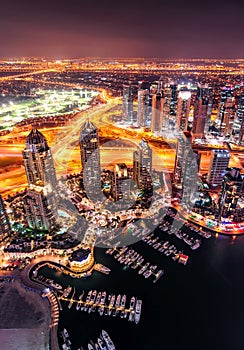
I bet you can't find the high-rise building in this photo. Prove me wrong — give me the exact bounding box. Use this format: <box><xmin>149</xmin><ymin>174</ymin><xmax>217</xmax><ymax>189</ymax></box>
<box><xmin>24</xmin><ymin>188</ymin><xmax>57</xmax><ymax>231</ymax></box>
<box><xmin>181</xmin><ymin>150</ymin><xmax>199</xmax><ymax>207</ymax></box>
<box><xmin>174</xmin><ymin>132</ymin><xmax>198</xmax><ymax>206</ymax></box>
<box><xmin>151</xmin><ymin>92</ymin><xmax>164</xmax><ymax>132</ymax></box>
<box><xmin>192</xmin><ymin>85</ymin><xmax>212</xmax><ymax>138</ymax></box>
<box><xmin>233</xmin><ymin>92</ymin><xmax>244</xmax><ymax>145</ymax></box>
<box><xmin>137</xmin><ymin>81</ymin><xmax>150</xmax><ymax>127</ymax></box>
<box><xmin>23</xmin><ymin>129</ymin><xmax>58</xmax><ymax>232</ymax></box>
<box><xmin>176</xmin><ymin>90</ymin><xmax>191</xmax><ymax>132</ymax></box>
<box><xmin>218</xmin><ymin>168</ymin><xmax>243</xmax><ymax>221</ymax></box>
<box><xmin>207</xmin><ymin>150</ymin><xmax>230</xmax><ymax>187</ymax></box>
<box><xmin>0</xmin><ymin>195</ymin><xmax>11</xmax><ymax>238</ymax></box>
<box><xmin>161</xmin><ymin>85</ymin><xmax>172</xmax><ymax>131</ymax></box>
<box><xmin>170</xmin><ymin>83</ymin><xmax>178</xmax><ymax>117</ymax></box>
<box><xmin>122</xmin><ymin>84</ymin><xmax>134</xmax><ymax>124</ymax></box>
<box><xmin>218</xmin><ymin>86</ymin><xmax>235</xmax><ymax>137</ymax></box>
<box><xmin>80</xmin><ymin>119</ymin><xmax>101</xmax><ymax>200</ymax></box>
<box><xmin>22</xmin><ymin>129</ymin><xmax>57</xmax><ymax>189</ymax></box>
<box><xmin>112</xmin><ymin>163</ymin><xmax>130</xmax><ymax>201</ymax></box>
<box><xmin>133</xmin><ymin>139</ymin><xmax>152</xmax><ymax>191</ymax></box>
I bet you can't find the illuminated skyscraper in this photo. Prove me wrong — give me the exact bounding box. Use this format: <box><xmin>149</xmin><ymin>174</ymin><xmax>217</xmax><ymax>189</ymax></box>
<box><xmin>174</xmin><ymin>132</ymin><xmax>198</xmax><ymax>206</ymax></box>
<box><xmin>80</xmin><ymin>119</ymin><xmax>101</xmax><ymax>200</ymax></box>
<box><xmin>22</xmin><ymin>129</ymin><xmax>57</xmax><ymax>189</ymax></box>
<box><xmin>137</xmin><ymin>81</ymin><xmax>150</xmax><ymax>127</ymax></box>
<box><xmin>0</xmin><ymin>195</ymin><xmax>11</xmax><ymax>238</ymax></box>
<box><xmin>23</xmin><ymin>129</ymin><xmax>58</xmax><ymax>232</ymax></box>
<box><xmin>218</xmin><ymin>168</ymin><xmax>243</xmax><ymax>221</ymax></box>
<box><xmin>161</xmin><ymin>85</ymin><xmax>172</xmax><ymax>131</ymax></box>
<box><xmin>192</xmin><ymin>85</ymin><xmax>212</xmax><ymax>138</ymax></box>
<box><xmin>218</xmin><ymin>86</ymin><xmax>235</xmax><ymax>137</ymax></box>
<box><xmin>112</xmin><ymin>163</ymin><xmax>130</xmax><ymax>201</ymax></box>
<box><xmin>176</xmin><ymin>90</ymin><xmax>191</xmax><ymax>132</ymax></box>
<box><xmin>151</xmin><ymin>92</ymin><xmax>164</xmax><ymax>132</ymax></box>
<box><xmin>24</xmin><ymin>188</ymin><xmax>57</xmax><ymax>231</ymax></box>
<box><xmin>233</xmin><ymin>92</ymin><xmax>244</xmax><ymax>145</ymax></box>
<box><xmin>133</xmin><ymin>139</ymin><xmax>152</xmax><ymax>191</ymax></box>
<box><xmin>122</xmin><ymin>84</ymin><xmax>134</xmax><ymax>124</ymax></box>
<box><xmin>207</xmin><ymin>150</ymin><xmax>230</xmax><ymax>187</ymax></box>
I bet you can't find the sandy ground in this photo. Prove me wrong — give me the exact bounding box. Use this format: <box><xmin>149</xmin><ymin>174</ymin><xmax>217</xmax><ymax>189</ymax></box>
<box><xmin>0</xmin><ymin>281</ymin><xmax>51</xmax><ymax>350</ymax></box>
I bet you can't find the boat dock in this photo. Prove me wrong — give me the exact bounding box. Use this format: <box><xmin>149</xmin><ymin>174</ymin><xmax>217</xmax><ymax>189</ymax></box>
<box><xmin>59</xmin><ymin>290</ymin><xmax>142</xmax><ymax>324</ymax></box>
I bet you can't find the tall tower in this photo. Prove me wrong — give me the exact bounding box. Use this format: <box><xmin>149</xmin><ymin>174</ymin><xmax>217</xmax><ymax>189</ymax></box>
<box><xmin>112</xmin><ymin>163</ymin><xmax>130</xmax><ymax>201</ymax></box>
<box><xmin>174</xmin><ymin>131</ymin><xmax>192</xmax><ymax>186</ymax></box>
<box><xmin>218</xmin><ymin>86</ymin><xmax>235</xmax><ymax>137</ymax></box>
<box><xmin>151</xmin><ymin>92</ymin><xmax>164</xmax><ymax>132</ymax></box>
<box><xmin>22</xmin><ymin>129</ymin><xmax>57</xmax><ymax>189</ymax></box>
<box><xmin>192</xmin><ymin>85</ymin><xmax>212</xmax><ymax>138</ymax></box>
<box><xmin>161</xmin><ymin>85</ymin><xmax>172</xmax><ymax>131</ymax></box>
<box><xmin>80</xmin><ymin>119</ymin><xmax>101</xmax><ymax>200</ymax></box>
<box><xmin>218</xmin><ymin>168</ymin><xmax>243</xmax><ymax>221</ymax></box>
<box><xmin>233</xmin><ymin>92</ymin><xmax>244</xmax><ymax>145</ymax></box>
<box><xmin>137</xmin><ymin>81</ymin><xmax>150</xmax><ymax>127</ymax></box>
<box><xmin>176</xmin><ymin>90</ymin><xmax>191</xmax><ymax>132</ymax></box>
<box><xmin>122</xmin><ymin>84</ymin><xmax>133</xmax><ymax>124</ymax></box>
<box><xmin>207</xmin><ymin>150</ymin><xmax>230</xmax><ymax>187</ymax></box>
<box><xmin>23</xmin><ymin>129</ymin><xmax>58</xmax><ymax>232</ymax></box>
<box><xmin>174</xmin><ymin>132</ymin><xmax>198</xmax><ymax>206</ymax></box>
<box><xmin>133</xmin><ymin>139</ymin><xmax>152</xmax><ymax>191</ymax></box>
<box><xmin>0</xmin><ymin>195</ymin><xmax>11</xmax><ymax>238</ymax></box>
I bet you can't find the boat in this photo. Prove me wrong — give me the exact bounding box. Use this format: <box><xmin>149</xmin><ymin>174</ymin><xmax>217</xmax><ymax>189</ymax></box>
<box><xmin>83</xmin><ymin>290</ymin><xmax>92</xmax><ymax>312</ymax></box>
<box><xmin>153</xmin><ymin>269</ymin><xmax>164</xmax><ymax>283</ymax></box>
<box><xmin>108</xmin><ymin>294</ymin><xmax>115</xmax><ymax>316</ymax></box>
<box><xmin>88</xmin><ymin>343</ymin><xmax>95</xmax><ymax>350</ymax></box>
<box><xmin>120</xmin><ymin>294</ymin><xmax>126</xmax><ymax>318</ymax></box>
<box><xmin>138</xmin><ymin>262</ymin><xmax>149</xmax><ymax>275</ymax></box>
<box><xmin>134</xmin><ymin>299</ymin><xmax>142</xmax><ymax>324</ymax></box>
<box><xmin>88</xmin><ymin>290</ymin><xmax>97</xmax><ymax>313</ymax></box>
<box><xmin>63</xmin><ymin>285</ymin><xmax>72</xmax><ymax>298</ymax></box>
<box><xmin>94</xmin><ymin>264</ymin><xmax>111</xmax><ymax>275</ymax></box>
<box><xmin>191</xmin><ymin>240</ymin><xmax>201</xmax><ymax>250</ymax></box>
<box><xmin>76</xmin><ymin>291</ymin><xmax>84</xmax><ymax>311</ymax></box>
<box><xmin>97</xmin><ymin>337</ymin><xmax>107</xmax><ymax>350</ymax></box>
<box><xmin>63</xmin><ymin>328</ymin><xmax>69</xmax><ymax>339</ymax></box>
<box><xmin>98</xmin><ymin>291</ymin><xmax>106</xmax><ymax>316</ymax></box>
<box><xmin>101</xmin><ymin>330</ymin><xmax>116</xmax><ymax>350</ymax></box>
<box><xmin>95</xmin><ymin>291</ymin><xmax>102</xmax><ymax>305</ymax></box>
<box><xmin>128</xmin><ymin>296</ymin><xmax>136</xmax><ymax>321</ymax></box>
<box><xmin>113</xmin><ymin>294</ymin><xmax>121</xmax><ymax>316</ymax></box>
<box><xmin>68</xmin><ymin>287</ymin><xmax>76</xmax><ymax>309</ymax></box>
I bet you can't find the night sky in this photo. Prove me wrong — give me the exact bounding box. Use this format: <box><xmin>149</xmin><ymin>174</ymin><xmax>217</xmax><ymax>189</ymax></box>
<box><xmin>0</xmin><ymin>0</ymin><xmax>243</xmax><ymax>58</ymax></box>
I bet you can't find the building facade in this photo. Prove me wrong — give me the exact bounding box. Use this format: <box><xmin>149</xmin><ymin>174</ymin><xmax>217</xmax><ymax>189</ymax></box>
<box><xmin>207</xmin><ymin>149</ymin><xmax>230</xmax><ymax>187</ymax></box>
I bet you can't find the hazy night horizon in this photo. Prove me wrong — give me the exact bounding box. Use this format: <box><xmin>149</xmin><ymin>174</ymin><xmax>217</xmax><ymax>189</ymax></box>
<box><xmin>0</xmin><ymin>0</ymin><xmax>243</xmax><ymax>58</ymax></box>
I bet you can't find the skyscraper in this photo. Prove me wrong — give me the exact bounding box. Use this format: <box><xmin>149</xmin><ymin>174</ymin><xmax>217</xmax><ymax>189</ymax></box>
<box><xmin>174</xmin><ymin>132</ymin><xmax>198</xmax><ymax>206</ymax></box>
<box><xmin>0</xmin><ymin>195</ymin><xmax>11</xmax><ymax>238</ymax></box>
<box><xmin>218</xmin><ymin>168</ymin><xmax>243</xmax><ymax>221</ymax></box>
<box><xmin>137</xmin><ymin>81</ymin><xmax>150</xmax><ymax>127</ymax></box>
<box><xmin>161</xmin><ymin>85</ymin><xmax>172</xmax><ymax>131</ymax></box>
<box><xmin>122</xmin><ymin>84</ymin><xmax>134</xmax><ymax>124</ymax></box>
<box><xmin>233</xmin><ymin>92</ymin><xmax>244</xmax><ymax>145</ymax></box>
<box><xmin>24</xmin><ymin>188</ymin><xmax>57</xmax><ymax>231</ymax></box>
<box><xmin>151</xmin><ymin>92</ymin><xmax>164</xmax><ymax>132</ymax></box>
<box><xmin>23</xmin><ymin>129</ymin><xmax>57</xmax><ymax>189</ymax></box>
<box><xmin>80</xmin><ymin>119</ymin><xmax>101</xmax><ymax>200</ymax></box>
<box><xmin>112</xmin><ymin>163</ymin><xmax>130</xmax><ymax>201</ymax></box>
<box><xmin>22</xmin><ymin>129</ymin><xmax>58</xmax><ymax>232</ymax></box>
<box><xmin>192</xmin><ymin>85</ymin><xmax>212</xmax><ymax>138</ymax></box>
<box><xmin>207</xmin><ymin>150</ymin><xmax>230</xmax><ymax>187</ymax></box>
<box><xmin>218</xmin><ymin>86</ymin><xmax>235</xmax><ymax>137</ymax></box>
<box><xmin>133</xmin><ymin>139</ymin><xmax>152</xmax><ymax>191</ymax></box>
<box><xmin>176</xmin><ymin>90</ymin><xmax>191</xmax><ymax>132</ymax></box>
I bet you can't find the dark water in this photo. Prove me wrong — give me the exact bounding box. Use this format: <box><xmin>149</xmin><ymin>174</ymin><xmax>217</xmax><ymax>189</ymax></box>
<box><xmin>39</xmin><ymin>232</ymin><xmax>244</xmax><ymax>350</ymax></box>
